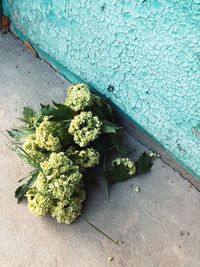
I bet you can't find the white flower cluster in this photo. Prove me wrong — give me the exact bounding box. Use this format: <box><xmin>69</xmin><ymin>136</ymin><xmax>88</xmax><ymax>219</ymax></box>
<box><xmin>26</xmin><ymin>152</ymin><xmax>85</xmax><ymax>224</ymax></box>
<box><xmin>112</xmin><ymin>158</ymin><xmax>136</xmax><ymax>176</ymax></box>
<box><xmin>66</xmin><ymin>146</ymin><xmax>100</xmax><ymax>169</ymax></box>
<box><xmin>35</xmin><ymin>116</ymin><xmax>61</xmax><ymax>152</ymax></box>
<box><xmin>68</xmin><ymin>111</ymin><xmax>102</xmax><ymax>147</ymax></box>
<box><xmin>17</xmin><ymin>83</ymin><xmax>135</xmax><ymax>225</ymax></box>
<box><xmin>64</xmin><ymin>83</ymin><xmax>92</xmax><ymax>111</ymax></box>
<box><xmin>22</xmin><ymin>84</ymin><xmax>105</xmax><ymax>224</ymax></box>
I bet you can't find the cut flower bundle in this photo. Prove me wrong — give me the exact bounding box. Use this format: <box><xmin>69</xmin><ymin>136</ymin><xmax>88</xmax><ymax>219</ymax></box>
<box><xmin>8</xmin><ymin>84</ymin><xmax>152</xmax><ymax>242</ymax></box>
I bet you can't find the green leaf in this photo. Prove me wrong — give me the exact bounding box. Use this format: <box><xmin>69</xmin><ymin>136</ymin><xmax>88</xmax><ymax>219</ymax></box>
<box><xmin>103</xmin><ymin>152</ymin><xmax>153</xmax><ymax>195</ymax></box>
<box><xmin>102</xmin><ymin>120</ymin><xmax>122</xmax><ymax>134</ymax></box>
<box><xmin>104</xmin><ymin>164</ymin><xmax>131</xmax><ymax>186</ymax></box>
<box><xmin>88</xmin><ymin>105</ymin><xmax>106</xmax><ymax>120</ymax></box>
<box><xmin>33</xmin><ymin>111</ymin><xmax>43</xmax><ymax>126</ymax></box>
<box><xmin>20</xmin><ymin>107</ymin><xmax>42</xmax><ymax>127</ymax></box>
<box><xmin>92</xmin><ymin>134</ymin><xmax>114</xmax><ymax>156</ymax></box>
<box><xmin>15</xmin><ymin>184</ymin><xmax>29</xmax><ymax>203</ymax></box>
<box><xmin>15</xmin><ymin>170</ymin><xmax>39</xmax><ymax>203</ymax></box>
<box><xmin>7</xmin><ymin>127</ymin><xmax>35</xmax><ymax>143</ymax></box>
<box><xmin>52</xmin><ymin>101</ymin><xmax>73</xmax><ymax>116</ymax></box>
<box><xmin>135</xmin><ymin>152</ymin><xmax>153</xmax><ymax>175</ymax></box>
<box><xmin>103</xmin><ymin>157</ymin><xmax>110</xmax><ymax>198</ymax></box>
<box><xmin>40</xmin><ymin>104</ymin><xmax>56</xmax><ymax>116</ymax></box>
<box><xmin>40</xmin><ymin>102</ymin><xmax>74</xmax><ymax>121</ymax></box>
<box><xmin>110</xmin><ymin>128</ymin><xmax>124</xmax><ymax>147</ymax></box>
<box><xmin>22</xmin><ymin>107</ymin><xmax>35</xmax><ymax>126</ymax></box>
<box><xmin>92</xmin><ymin>129</ymin><xmax>124</xmax><ymax>157</ymax></box>
<box><xmin>86</xmin><ymin>95</ymin><xmax>111</xmax><ymax>120</ymax></box>
<box><xmin>8</xmin><ymin>137</ymin><xmax>42</xmax><ymax>170</ymax></box>
<box><xmin>105</xmin><ymin>103</ymin><xmax>113</xmax><ymax>121</ymax></box>
<box><xmin>56</xmin><ymin>126</ymin><xmax>73</xmax><ymax>146</ymax></box>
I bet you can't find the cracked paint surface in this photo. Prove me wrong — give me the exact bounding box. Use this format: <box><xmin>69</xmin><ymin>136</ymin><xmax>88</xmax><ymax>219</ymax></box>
<box><xmin>2</xmin><ymin>0</ymin><xmax>200</xmax><ymax>178</ymax></box>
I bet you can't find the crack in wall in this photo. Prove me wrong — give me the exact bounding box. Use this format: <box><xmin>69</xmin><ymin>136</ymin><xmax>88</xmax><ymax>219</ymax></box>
<box><xmin>2</xmin><ymin>0</ymin><xmax>200</xmax><ymax>179</ymax></box>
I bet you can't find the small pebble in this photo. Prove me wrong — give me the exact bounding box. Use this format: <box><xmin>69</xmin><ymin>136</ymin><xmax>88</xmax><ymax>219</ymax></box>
<box><xmin>134</xmin><ymin>186</ymin><xmax>140</xmax><ymax>192</ymax></box>
<box><xmin>108</xmin><ymin>257</ymin><xmax>113</xmax><ymax>262</ymax></box>
<box><xmin>180</xmin><ymin>230</ymin><xmax>185</xmax><ymax>236</ymax></box>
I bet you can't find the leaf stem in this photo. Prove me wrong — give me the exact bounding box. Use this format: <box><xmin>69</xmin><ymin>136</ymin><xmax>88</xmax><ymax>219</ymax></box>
<box><xmin>103</xmin><ymin>157</ymin><xmax>110</xmax><ymax>199</ymax></box>
<box><xmin>67</xmin><ymin>196</ymin><xmax>118</xmax><ymax>245</ymax></box>
<box><xmin>107</xmin><ymin>145</ymin><xmax>118</xmax><ymax>151</ymax></box>
<box><xmin>81</xmin><ymin>213</ymin><xmax>119</xmax><ymax>246</ymax></box>
<box><xmin>18</xmin><ymin>176</ymin><xmax>28</xmax><ymax>183</ymax></box>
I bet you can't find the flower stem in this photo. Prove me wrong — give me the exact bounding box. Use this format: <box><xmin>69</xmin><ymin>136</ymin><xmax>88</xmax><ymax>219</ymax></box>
<box><xmin>65</xmin><ymin>196</ymin><xmax>118</xmax><ymax>246</ymax></box>
<box><xmin>81</xmin><ymin>213</ymin><xmax>119</xmax><ymax>246</ymax></box>
<box><xmin>103</xmin><ymin>157</ymin><xmax>110</xmax><ymax>199</ymax></box>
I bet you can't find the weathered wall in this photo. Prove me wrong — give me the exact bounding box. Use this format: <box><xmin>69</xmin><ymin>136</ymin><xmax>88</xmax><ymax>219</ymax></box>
<box><xmin>0</xmin><ymin>1</ymin><xmax>2</xmax><ymax>24</ymax></box>
<box><xmin>2</xmin><ymin>0</ymin><xmax>200</xmax><ymax>179</ymax></box>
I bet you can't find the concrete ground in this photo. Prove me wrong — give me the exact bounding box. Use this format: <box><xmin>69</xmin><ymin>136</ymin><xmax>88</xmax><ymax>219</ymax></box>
<box><xmin>0</xmin><ymin>32</ymin><xmax>200</xmax><ymax>267</ymax></box>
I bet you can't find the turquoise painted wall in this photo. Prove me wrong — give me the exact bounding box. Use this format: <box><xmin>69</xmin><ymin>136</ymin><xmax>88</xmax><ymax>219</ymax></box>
<box><xmin>2</xmin><ymin>0</ymin><xmax>200</xmax><ymax>179</ymax></box>
<box><xmin>0</xmin><ymin>1</ymin><xmax>2</xmax><ymax>23</ymax></box>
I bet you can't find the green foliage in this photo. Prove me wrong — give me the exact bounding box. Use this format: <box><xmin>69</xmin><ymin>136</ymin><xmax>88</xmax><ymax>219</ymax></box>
<box><xmin>55</xmin><ymin>125</ymin><xmax>73</xmax><ymax>146</ymax></box>
<box><xmin>92</xmin><ymin>134</ymin><xmax>114</xmax><ymax>156</ymax></box>
<box><xmin>15</xmin><ymin>170</ymin><xmax>39</xmax><ymax>203</ymax></box>
<box><xmin>104</xmin><ymin>153</ymin><xmax>153</xmax><ymax>197</ymax></box>
<box><xmin>40</xmin><ymin>102</ymin><xmax>74</xmax><ymax>122</ymax></box>
<box><xmin>86</xmin><ymin>101</ymin><xmax>113</xmax><ymax>121</ymax></box>
<box><xmin>104</xmin><ymin>164</ymin><xmax>131</xmax><ymax>185</ymax></box>
<box><xmin>7</xmin><ymin>127</ymin><xmax>35</xmax><ymax>143</ymax></box>
<box><xmin>135</xmin><ymin>152</ymin><xmax>153</xmax><ymax>175</ymax></box>
<box><xmin>102</xmin><ymin>120</ymin><xmax>122</xmax><ymax>134</ymax></box>
<box><xmin>22</xmin><ymin>107</ymin><xmax>36</xmax><ymax>126</ymax></box>
<box><xmin>8</xmin><ymin>83</ymin><xmax>152</xmax><ymax>230</ymax></box>
<box><xmin>20</xmin><ymin>102</ymin><xmax>74</xmax><ymax>128</ymax></box>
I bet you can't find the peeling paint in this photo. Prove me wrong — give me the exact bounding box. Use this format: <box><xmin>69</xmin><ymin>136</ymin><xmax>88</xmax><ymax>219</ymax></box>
<box><xmin>2</xmin><ymin>0</ymin><xmax>200</xmax><ymax>179</ymax></box>
<box><xmin>192</xmin><ymin>125</ymin><xmax>200</xmax><ymax>139</ymax></box>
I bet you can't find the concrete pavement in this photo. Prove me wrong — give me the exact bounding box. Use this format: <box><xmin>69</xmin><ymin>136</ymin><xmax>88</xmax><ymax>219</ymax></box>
<box><xmin>0</xmin><ymin>32</ymin><xmax>200</xmax><ymax>267</ymax></box>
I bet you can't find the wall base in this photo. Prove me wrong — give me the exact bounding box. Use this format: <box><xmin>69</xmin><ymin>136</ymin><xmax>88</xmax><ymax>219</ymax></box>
<box><xmin>5</xmin><ymin>26</ymin><xmax>200</xmax><ymax>189</ymax></box>
<box><xmin>117</xmin><ymin>112</ymin><xmax>200</xmax><ymax>191</ymax></box>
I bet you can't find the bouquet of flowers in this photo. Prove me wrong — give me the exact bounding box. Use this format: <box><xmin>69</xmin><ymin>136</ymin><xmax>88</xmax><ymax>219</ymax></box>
<box><xmin>7</xmin><ymin>84</ymin><xmax>152</xmax><ymax>243</ymax></box>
